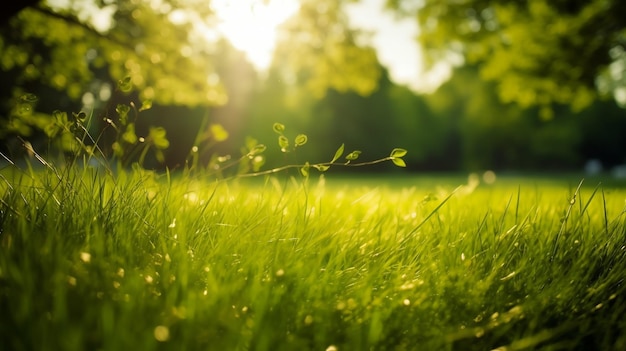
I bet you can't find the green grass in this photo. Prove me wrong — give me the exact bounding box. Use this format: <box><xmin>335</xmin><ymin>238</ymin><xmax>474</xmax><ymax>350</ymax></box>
<box><xmin>1</xmin><ymin>164</ymin><xmax>625</xmax><ymax>350</ymax></box>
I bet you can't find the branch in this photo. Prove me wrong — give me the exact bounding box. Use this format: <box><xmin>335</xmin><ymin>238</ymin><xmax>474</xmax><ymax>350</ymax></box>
<box><xmin>234</xmin><ymin>157</ymin><xmax>396</xmax><ymax>179</ymax></box>
<box><xmin>31</xmin><ymin>5</ymin><xmax>138</xmax><ymax>53</ymax></box>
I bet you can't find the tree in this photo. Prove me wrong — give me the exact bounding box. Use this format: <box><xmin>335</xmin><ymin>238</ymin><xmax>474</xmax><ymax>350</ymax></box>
<box><xmin>272</xmin><ymin>0</ymin><xmax>381</xmax><ymax>99</ymax></box>
<box><xmin>388</xmin><ymin>0</ymin><xmax>626</xmax><ymax>116</ymax></box>
<box><xmin>1</xmin><ymin>0</ymin><xmax>225</xmax><ymax>109</ymax></box>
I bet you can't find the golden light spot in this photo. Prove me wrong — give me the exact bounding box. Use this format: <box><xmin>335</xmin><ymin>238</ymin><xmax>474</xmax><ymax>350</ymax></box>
<box><xmin>304</xmin><ymin>315</ymin><xmax>314</xmax><ymax>325</ymax></box>
<box><xmin>80</xmin><ymin>252</ymin><xmax>91</xmax><ymax>263</ymax></box>
<box><xmin>67</xmin><ymin>276</ymin><xmax>77</xmax><ymax>286</ymax></box>
<box><xmin>153</xmin><ymin>325</ymin><xmax>170</xmax><ymax>342</ymax></box>
<box><xmin>483</xmin><ymin>170</ymin><xmax>497</xmax><ymax>184</ymax></box>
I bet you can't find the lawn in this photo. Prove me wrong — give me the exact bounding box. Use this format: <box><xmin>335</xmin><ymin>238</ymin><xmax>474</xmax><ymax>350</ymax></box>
<box><xmin>1</xmin><ymin>163</ymin><xmax>625</xmax><ymax>350</ymax></box>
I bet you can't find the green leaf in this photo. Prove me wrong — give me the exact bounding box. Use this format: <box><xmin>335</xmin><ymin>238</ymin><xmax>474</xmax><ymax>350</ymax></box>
<box><xmin>116</xmin><ymin>104</ymin><xmax>130</xmax><ymax>125</ymax></box>
<box><xmin>390</xmin><ymin>148</ymin><xmax>408</xmax><ymax>158</ymax></box>
<box><xmin>17</xmin><ymin>94</ymin><xmax>38</xmax><ymax>115</ymax></box>
<box><xmin>345</xmin><ymin>150</ymin><xmax>361</xmax><ymax>161</ymax></box>
<box><xmin>295</xmin><ymin>134</ymin><xmax>308</xmax><ymax>147</ymax></box>
<box><xmin>52</xmin><ymin>110</ymin><xmax>68</xmax><ymax>125</ymax></box>
<box><xmin>331</xmin><ymin>143</ymin><xmax>344</xmax><ymax>163</ymax></box>
<box><xmin>122</xmin><ymin>123</ymin><xmax>137</xmax><ymax>144</ymax></box>
<box><xmin>20</xmin><ymin>93</ymin><xmax>38</xmax><ymax>103</ymax></box>
<box><xmin>149</xmin><ymin>127</ymin><xmax>170</xmax><ymax>149</ymax></box>
<box><xmin>251</xmin><ymin>155</ymin><xmax>265</xmax><ymax>172</ymax></box>
<box><xmin>300</xmin><ymin>162</ymin><xmax>310</xmax><ymax>177</ymax></box>
<box><xmin>118</xmin><ymin>76</ymin><xmax>133</xmax><ymax>93</ymax></box>
<box><xmin>278</xmin><ymin>135</ymin><xmax>289</xmax><ymax>152</ymax></box>
<box><xmin>313</xmin><ymin>164</ymin><xmax>330</xmax><ymax>172</ymax></box>
<box><xmin>155</xmin><ymin>150</ymin><xmax>165</xmax><ymax>163</ymax></box>
<box><xmin>210</xmin><ymin>123</ymin><xmax>229</xmax><ymax>142</ymax></box>
<box><xmin>392</xmin><ymin>157</ymin><xmax>407</xmax><ymax>167</ymax></box>
<box><xmin>249</xmin><ymin>144</ymin><xmax>267</xmax><ymax>156</ymax></box>
<box><xmin>273</xmin><ymin>122</ymin><xmax>285</xmax><ymax>134</ymax></box>
<box><xmin>139</xmin><ymin>99</ymin><xmax>153</xmax><ymax>111</ymax></box>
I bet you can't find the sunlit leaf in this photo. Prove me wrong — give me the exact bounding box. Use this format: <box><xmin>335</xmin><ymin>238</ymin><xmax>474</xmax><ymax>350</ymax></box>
<box><xmin>331</xmin><ymin>143</ymin><xmax>344</xmax><ymax>163</ymax></box>
<box><xmin>210</xmin><ymin>123</ymin><xmax>229</xmax><ymax>142</ymax></box>
<box><xmin>139</xmin><ymin>99</ymin><xmax>153</xmax><ymax>111</ymax></box>
<box><xmin>345</xmin><ymin>150</ymin><xmax>361</xmax><ymax>161</ymax></box>
<box><xmin>155</xmin><ymin>150</ymin><xmax>165</xmax><ymax>163</ymax></box>
<box><xmin>300</xmin><ymin>162</ymin><xmax>310</xmax><ymax>177</ymax></box>
<box><xmin>122</xmin><ymin>123</ymin><xmax>138</xmax><ymax>144</ymax></box>
<box><xmin>249</xmin><ymin>144</ymin><xmax>267</xmax><ymax>157</ymax></box>
<box><xmin>149</xmin><ymin>127</ymin><xmax>170</xmax><ymax>149</ymax></box>
<box><xmin>313</xmin><ymin>164</ymin><xmax>330</xmax><ymax>172</ymax></box>
<box><xmin>295</xmin><ymin>134</ymin><xmax>308</xmax><ymax>147</ymax></box>
<box><xmin>273</xmin><ymin>122</ymin><xmax>285</xmax><ymax>134</ymax></box>
<box><xmin>17</xmin><ymin>94</ymin><xmax>38</xmax><ymax>115</ymax></box>
<box><xmin>112</xmin><ymin>141</ymin><xmax>123</xmax><ymax>157</ymax></box>
<box><xmin>252</xmin><ymin>155</ymin><xmax>265</xmax><ymax>172</ymax></box>
<box><xmin>116</xmin><ymin>104</ymin><xmax>130</xmax><ymax>125</ymax></box>
<box><xmin>278</xmin><ymin>135</ymin><xmax>289</xmax><ymax>152</ymax></box>
<box><xmin>52</xmin><ymin>110</ymin><xmax>68</xmax><ymax>125</ymax></box>
<box><xmin>20</xmin><ymin>93</ymin><xmax>38</xmax><ymax>103</ymax></box>
<box><xmin>44</xmin><ymin>122</ymin><xmax>61</xmax><ymax>138</ymax></box>
<box><xmin>392</xmin><ymin>158</ymin><xmax>407</xmax><ymax>167</ymax></box>
<box><xmin>118</xmin><ymin>76</ymin><xmax>133</xmax><ymax>93</ymax></box>
<box><xmin>390</xmin><ymin>148</ymin><xmax>408</xmax><ymax>158</ymax></box>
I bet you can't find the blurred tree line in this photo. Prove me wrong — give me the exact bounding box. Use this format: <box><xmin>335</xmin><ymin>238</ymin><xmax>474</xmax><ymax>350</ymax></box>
<box><xmin>1</xmin><ymin>0</ymin><xmax>625</xmax><ymax>173</ymax></box>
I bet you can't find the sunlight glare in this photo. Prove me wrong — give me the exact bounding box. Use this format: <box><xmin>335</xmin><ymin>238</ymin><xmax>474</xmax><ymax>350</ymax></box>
<box><xmin>209</xmin><ymin>0</ymin><xmax>299</xmax><ymax>70</ymax></box>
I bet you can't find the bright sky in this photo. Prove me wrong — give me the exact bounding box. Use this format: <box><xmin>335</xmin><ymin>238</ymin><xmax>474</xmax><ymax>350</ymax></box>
<box><xmin>210</xmin><ymin>0</ymin><xmax>451</xmax><ymax>93</ymax></box>
<box><xmin>208</xmin><ymin>0</ymin><xmax>299</xmax><ymax>71</ymax></box>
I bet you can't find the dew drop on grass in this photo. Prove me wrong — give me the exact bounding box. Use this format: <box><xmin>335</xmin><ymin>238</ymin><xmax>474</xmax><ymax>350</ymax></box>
<box><xmin>500</xmin><ymin>272</ymin><xmax>516</xmax><ymax>281</ymax></box>
<box><xmin>403</xmin><ymin>299</ymin><xmax>411</xmax><ymax>306</ymax></box>
<box><xmin>275</xmin><ymin>269</ymin><xmax>285</xmax><ymax>277</ymax></box>
<box><xmin>326</xmin><ymin>345</ymin><xmax>338</xmax><ymax>351</ymax></box>
<box><xmin>399</xmin><ymin>282</ymin><xmax>415</xmax><ymax>291</ymax></box>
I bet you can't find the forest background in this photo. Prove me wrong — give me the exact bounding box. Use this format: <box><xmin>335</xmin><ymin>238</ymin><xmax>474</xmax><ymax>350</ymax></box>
<box><xmin>1</xmin><ymin>0</ymin><xmax>625</xmax><ymax>174</ymax></box>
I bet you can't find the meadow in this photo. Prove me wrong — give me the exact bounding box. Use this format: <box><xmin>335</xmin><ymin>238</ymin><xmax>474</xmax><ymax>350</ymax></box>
<box><xmin>1</xmin><ymin>162</ymin><xmax>625</xmax><ymax>350</ymax></box>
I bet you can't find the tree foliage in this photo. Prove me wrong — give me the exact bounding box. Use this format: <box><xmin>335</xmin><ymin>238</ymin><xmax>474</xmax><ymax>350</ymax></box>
<box><xmin>388</xmin><ymin>0</ymin><xmax>626</xmax><ymax>114</ymax></box>
<box><xmin>0</xmin><ymin>0</ymin><xmax>226</xmax><ymax>108</ymax></box>
<box><xmin>273</xmin><ymin>0</ymin><xmax>381</xmax><ymax>99</ymax></box>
